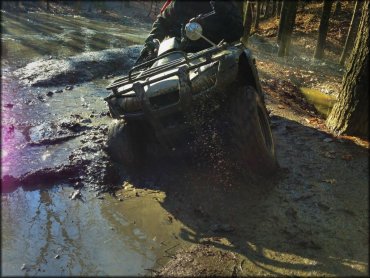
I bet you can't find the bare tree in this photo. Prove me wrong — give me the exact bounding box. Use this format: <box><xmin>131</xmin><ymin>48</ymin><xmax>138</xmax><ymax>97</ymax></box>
<box><xmin>326</xmin><ymin>0</ymin><xmax>369</xmax><ymax>137</ymax></box>
<box><xmin>339</xmin><ymin>0</ymin><xmax>361</xmax><ymax>66</ymax></box>
<box><xmin>277</xmin><ymin>0</ymin><xmax>287</xmax><ymax>43</ymax></box>
<box><xmin>242</xmin><ymin>0</ymin><xmax>253</xmax><ymax>44</ymax></box>
<box><xmin>313</xmin><ymin>0</ymin><xmax>334</xmax><ymax>59</ymax></box>
<box><xmin>277</xmin><ymin>0</ymin><xmax>297</xmax><ymax>56</ymax></box>
<box><xmin>254</xmin><ymin>1</ymin><xmax>261</xmax><ymax>30</ymax></box>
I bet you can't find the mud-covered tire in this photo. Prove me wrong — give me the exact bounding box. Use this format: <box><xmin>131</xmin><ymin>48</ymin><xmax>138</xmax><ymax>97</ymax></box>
<box><xmin>229</xmin><ymin>85</ymin><xmax>278</xmax><ymax>175</ymax></box>
<box><xmin>106</xmin><ymin>119</ymin><xmax>143</xmax><ymax>167</ymax></box>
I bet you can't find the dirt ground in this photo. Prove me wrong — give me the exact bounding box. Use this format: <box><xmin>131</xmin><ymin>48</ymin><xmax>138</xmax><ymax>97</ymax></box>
<box><xmin>151</xmin><ymin>2</ymin><xmax>369</xmax><ymax>276</ymax></box>
<box><xmin>2</xmin><ymin>1</ymin><xmax>368</xmax><ymax>276</ymax></box>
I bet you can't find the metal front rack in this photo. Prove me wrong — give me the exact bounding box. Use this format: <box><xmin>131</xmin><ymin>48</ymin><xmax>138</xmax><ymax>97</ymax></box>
<box><xmin>105</xmin><ymin>42</ymin><xmax>230</xmax><ymax>101</ymax></box>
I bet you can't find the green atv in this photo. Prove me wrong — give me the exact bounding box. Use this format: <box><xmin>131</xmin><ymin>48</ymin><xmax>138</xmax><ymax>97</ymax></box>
<box><xmin>105</xmin><ymin>16</ymin><xmax>278</xmax><ymax>175</ymax></box>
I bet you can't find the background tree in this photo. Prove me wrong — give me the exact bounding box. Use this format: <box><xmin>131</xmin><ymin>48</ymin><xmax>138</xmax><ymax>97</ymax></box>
<box><xmin>333</xmin><ymin>0</ymin><xmax>341</xmax><ymax>16</ymax></box>
<box><xmin>272</xmin><ymin>0</ymin><xmax>277</xmax><ymax>17</ymax></box>
<box><xmin>242</xmin><ymin>0</ymin><xmax>253</xmax><ymax>44</ymax></box>
<box><xmin>277</xmin><ymin>0</ymin><xmax>287</xmax><ymax>43</ymax></box>
<box><xmin>339</xmin><ymin>0</ymin><xmax>361</xmax><ymax>66</ymax></box>
<box><xmin>276</xmin><ymin>0</ymin><xmax>282</xmax><ymax>17</ymax></box>
<box><xmin>314</xmin><ymin>0</ymin><xmax>334</xmax><ymax>59</ymax></box>
<box><xmin>254</xmin><ymin>1</ymin><xmax>261</xmax><ymax>30</ymax></box>
<box><xmin>326</xmin><ymin>0</ymin><xmax>369</xmax><ymax>137</ymax></box>
<box><xmin>277</xmin><ymin>0</ymin><xmax>298</xmax><ymax>57</ymax></box>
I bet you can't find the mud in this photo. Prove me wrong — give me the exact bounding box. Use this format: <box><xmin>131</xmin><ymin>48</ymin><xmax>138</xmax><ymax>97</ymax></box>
<box><xmin>14</xmin><ymin>46</ymin><xmax>142</xmax><ymax>87</ymax></box>
<box><xmin>2</xmin><ymin>7</ymin><xmax>368</xmax><ymax>277</ymax></box>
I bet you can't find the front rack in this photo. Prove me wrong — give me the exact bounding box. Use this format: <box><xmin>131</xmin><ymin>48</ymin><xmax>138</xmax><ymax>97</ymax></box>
<box><xmin>106</xmin><ymin>42</ymin><xmax>229</xmax><ymax>94</ymax></box>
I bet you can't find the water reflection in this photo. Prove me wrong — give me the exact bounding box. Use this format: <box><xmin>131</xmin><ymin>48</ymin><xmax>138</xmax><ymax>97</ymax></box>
<box><xmin>1</xmin><ymin>11</ymin><xmax>150</xmax><ymax>67</ymax></box>
<box><xmin>1</xmin><ymin>186</ymin><xmax>158</xmax><ymax>276</ymax></box>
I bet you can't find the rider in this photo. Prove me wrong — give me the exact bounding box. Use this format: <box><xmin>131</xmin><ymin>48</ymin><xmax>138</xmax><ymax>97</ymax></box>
<box><xmin>140</xmin><ymin>0</ymin><xmax>243</xmax><ymax>59</ymax></box>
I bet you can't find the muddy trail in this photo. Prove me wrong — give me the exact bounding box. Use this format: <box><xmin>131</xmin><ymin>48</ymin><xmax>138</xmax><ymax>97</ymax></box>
<box><xmin>1</xmin><ymin>6</ymin><xmax>369</xmax><ymax>277</ymax></box>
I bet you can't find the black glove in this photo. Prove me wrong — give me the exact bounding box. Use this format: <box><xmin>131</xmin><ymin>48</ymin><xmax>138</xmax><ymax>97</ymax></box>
<box><xmin>140</xmin><ymin>39</ymin><xmax>159</xmax><ymax>58</ymax></box>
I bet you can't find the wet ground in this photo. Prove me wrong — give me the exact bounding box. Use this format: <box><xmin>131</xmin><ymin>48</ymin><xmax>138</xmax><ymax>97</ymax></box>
<box><xmin>1</xmin><ymin>8</ymin><xmax>369</xmax><ymax>277</ymax></box>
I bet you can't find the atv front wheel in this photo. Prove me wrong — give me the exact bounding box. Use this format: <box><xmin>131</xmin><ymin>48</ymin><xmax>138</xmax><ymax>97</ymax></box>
<box><xmin>229</xmin><ymin>85</ymin><xmax>278</xmax><ymax>175</ymax></box>
<box><xmin>106</xmin><ymin>119</ymin><xmax>144</xmax><ymax>167</ymax></box>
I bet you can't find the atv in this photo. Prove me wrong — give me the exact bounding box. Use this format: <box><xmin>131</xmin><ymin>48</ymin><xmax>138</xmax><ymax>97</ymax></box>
<box><xmin>104</xmin><ymin>13</ymin><xmax>278</xmax><ymax>175</ymax></box>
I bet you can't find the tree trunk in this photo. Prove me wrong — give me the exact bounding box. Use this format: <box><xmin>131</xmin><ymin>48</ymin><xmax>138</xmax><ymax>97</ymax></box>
<box><xmin>339</xmin><ymin>0</ymin><xmax>361</xmax><ymax>66</ymax></box>
<box><xmin>243</xmin><ymin>1</ymin><xmax>253</xmax><ymax>43</ymax></box>
<box><xmin>277</xmin><ymin>0</ymin><xmax>297</xmax><ymax>56</ymax></box>
<box><xmin>254</xmin><ymin>1</ymin><xmax>261</xmax><ymax>30</ymax></box>
<box><xmin>326</xmin><ymin>0</ymin><xmax>369</xmax><ymax>138</ymax></box>
<box><xmin>272</xmin><ymin>0</ymin><xmax>277</xmax><ymax>17</ymax></box>
<box><xmin>276</xmin><ymin>0</ymin><xmax>282</xmax><ymax>17</ymax></box>
<box><xmin>277</xmin><ymin>0</ymin><xmax>287</xmax><ymax>43</ymax></box>
<box><xmin>333</xmin><ymin>0</ymin><xmax>341</xmax><ymax>16</ymax></box>
<box><xmin>313</xmin><ymin>0</ymin><xmax>333</xmax><ymax>59</ymax></box>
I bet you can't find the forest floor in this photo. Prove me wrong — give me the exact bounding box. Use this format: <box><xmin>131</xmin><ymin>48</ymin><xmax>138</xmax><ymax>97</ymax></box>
<box><xmin>1</xmin><ymin>1</ymin><xmax>368</xmax><ymax>276</ymax></box>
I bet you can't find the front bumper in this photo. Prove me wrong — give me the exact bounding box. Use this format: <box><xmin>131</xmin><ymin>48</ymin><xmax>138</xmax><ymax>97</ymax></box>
<box><xmin>105</xmin><ymin>43</ymin><xmax>242</xmax><ymax>144</ymax></box>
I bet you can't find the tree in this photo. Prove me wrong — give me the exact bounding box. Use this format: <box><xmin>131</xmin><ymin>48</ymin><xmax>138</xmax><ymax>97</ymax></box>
<box><xmin>254</xmin><ymin>1</ymin><xmax>261</xmax><ymax>30</ymax></box>
<box><xmin>242</xmin><ymin>1</ymin><xmax>253</xmax><ymax>44</ymax></box>
<box><xmin>277</xmin><ymin>0</ymin><xmax>298</xmax><ymax>57</ymax></box>
<box><xmin>339</xmin><ymin>0</ymin><xmax>361</xmax><ymax>66</ymax></box>
<box><xmin>314</xmin><ymin>0</ymin><xmax>334</xmax><ymax>59</ymax></box>
<box><xmin>326</xmin><ymin>0</ymin><xmax>369</xmax><ymax>137</ymax></box>
<box><xmin>277</xmin><ymin>0</ymin><xmax>288</xmax><ymax>43</ymax></box>
<box><xmin>276</xmin><ymin>0</ymin><xmax>282</xmax><ymax>17</ymax></box>
<box><xmin>333</xmin><ymin>0</ymin><xmax>341</xmax><ymax>16</ymax></box>
<box><xmin>272</xmin><ymin>0</ymin><xmax>277</xmax><ymax>17</ymax></box>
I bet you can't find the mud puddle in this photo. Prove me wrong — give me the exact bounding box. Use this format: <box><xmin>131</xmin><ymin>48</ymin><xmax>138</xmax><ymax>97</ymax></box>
<box><xmin>300</xmin><ymin>87</ymin><xmax>337</xmax><ymax>118</ymax></box>
<box><xmin>1</xmin><ymin>183</ymin><xmax>194</xmax><ymax>276</ymax></box>
<box><xmin>1</xmin><ymin>10</ymin><xmax>149</xmax><ymax>68</ymax></box>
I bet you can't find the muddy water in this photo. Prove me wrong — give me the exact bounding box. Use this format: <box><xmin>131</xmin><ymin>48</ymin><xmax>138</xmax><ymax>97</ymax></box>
<box><xmin>1</xmin><ymin>10</ymin><xmax>149</xmax><ymax>67</ymax></box>
<box><xmin>1</xmin><ymin>10</ymin><xmax>192</xmax><ymax>276</ymax></box>
<box><xmin>1</xmin><ymin>185</ymin><xmax>191</xmax><ymax>276</ymax></box>
<box><xmin>300</xmin><ymin>87</ymin><xmax>337</xmax><ymax>118</ymax></box>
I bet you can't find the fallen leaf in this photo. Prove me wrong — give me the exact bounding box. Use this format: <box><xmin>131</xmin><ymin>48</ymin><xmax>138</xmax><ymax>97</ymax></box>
<box><xmin>341</xmin><ymin>154</ymin><xmax>353</xmax><ymax>161</ymax></box>
<box><xmin>323</xmin><ymin>151</ymin><xmax>336</xmax><ymax>159</ymax></box>
<box><xmin>322</xmin><ymin>179</ymin><xmax>337</xmax><ymax>184</ymax></box>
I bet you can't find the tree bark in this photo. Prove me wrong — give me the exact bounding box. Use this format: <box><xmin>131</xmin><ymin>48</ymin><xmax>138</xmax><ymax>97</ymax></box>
<box><xmin>277</xmin><ymin>0</ymin><xmax>287</xmax><ymax>43</ymax></box>
<box><xmin>243</xmin><ymin>1</ymin><xmax>253</xmax><ymax>43</ymax></box>
<box><xmin>326</xmin><ymin>0</ymin><xmax>369</xmax><ymax>138</ymax></box>
<box><xmin>277</xmin><ymin>0</ymin><xmax>297</xmax><ymax>56</ymax></box>
<box><xmin>272</xmin><ymin>0</ymin><xmax>277</xmax><ymax>17</ymax></box>
<box><xmin>333</xmin><ymin>0</ymin><xmax>341</xmax><ymax>16</ymax></box>
<box><xmin>313</xmin><ymin>0</ymin><xmax>334</xmax><ymax>59</ymax></box>
<box><xmin>276</xmin><ymin>0</ymin><xmax>282</xmax><ymax>17</ymax></box>
<box><xmin>339</xmin><ymin>0</ymin><xmax>361</xmax><ymax>66</ymax></box>
<box><xmin>254</xmin><ymin>1</ymin><xmax>261</xmax><ymax>30</ymax></box>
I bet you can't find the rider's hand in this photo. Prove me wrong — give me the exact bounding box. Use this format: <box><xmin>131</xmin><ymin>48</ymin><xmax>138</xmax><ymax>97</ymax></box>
<box><xmin>141</xmin><ymin>39</ymin><xmax>159</xmax><ymax>57</ymax></box>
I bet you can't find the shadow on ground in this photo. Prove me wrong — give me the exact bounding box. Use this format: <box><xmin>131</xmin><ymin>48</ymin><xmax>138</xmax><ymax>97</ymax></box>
<box><xmin>121</xmin><ymin>115</ymin><xmax>368</xmax><ymax>276</ymax></box>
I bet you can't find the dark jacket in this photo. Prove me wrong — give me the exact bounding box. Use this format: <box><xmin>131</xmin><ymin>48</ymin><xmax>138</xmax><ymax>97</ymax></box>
<box><xmin>145</xmin><ymin>0</ymin><xmax>243</xmax><ymax>52</ymax></box>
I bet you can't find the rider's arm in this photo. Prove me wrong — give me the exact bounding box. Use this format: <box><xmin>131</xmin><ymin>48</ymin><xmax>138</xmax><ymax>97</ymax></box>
<box><xmin>145</xmin><ymin>1</ymin><xmax>177</xmax><ymax>44</ymax></box>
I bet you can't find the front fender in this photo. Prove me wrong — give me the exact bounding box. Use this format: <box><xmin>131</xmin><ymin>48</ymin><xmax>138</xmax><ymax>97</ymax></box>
<box><xmin>238</xmin><ymin>48</ymin><xmax>264</xmax><ymax>100</ymax></box>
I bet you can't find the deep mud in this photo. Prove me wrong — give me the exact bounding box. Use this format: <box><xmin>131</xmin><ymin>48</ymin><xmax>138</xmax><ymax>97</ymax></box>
<box><xmin>1</xmin><ymin>5</ymin><xmax>368</xmax><ymax>277</ymax></box>
<box><xmin>14</xmin><ymin>46</ymin><xmax>142</xmax><ymax>87</ymax></box>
